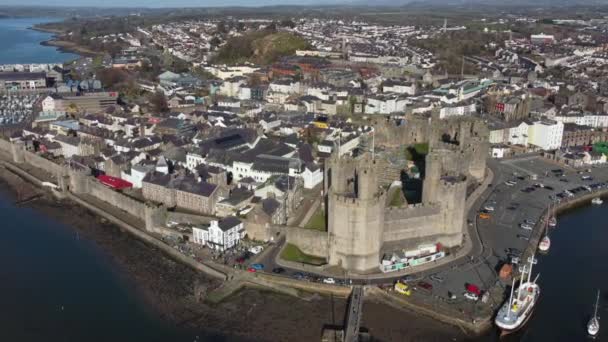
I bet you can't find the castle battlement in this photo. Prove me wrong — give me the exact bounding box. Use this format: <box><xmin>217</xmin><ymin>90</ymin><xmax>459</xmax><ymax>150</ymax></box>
<box><xmin>384</xmin><ymin>203</ymin><xmax>441</xmax><ymax>220</ymax></box>
<box><xmin>332</xmin><ymin>190</ymin><xmax>386</xmax><ymax>204</ymax></box>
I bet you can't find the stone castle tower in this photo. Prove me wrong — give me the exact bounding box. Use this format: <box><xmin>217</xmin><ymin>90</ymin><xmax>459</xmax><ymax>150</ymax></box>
<box><xmin>325</xmin><ymin>153</ymin><xmax>387</xmax><ymax>272</ymax></box>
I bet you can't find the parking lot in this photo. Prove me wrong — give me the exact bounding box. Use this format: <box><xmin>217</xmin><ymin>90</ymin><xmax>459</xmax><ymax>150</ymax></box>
<box><xmin>407</xmin><ymin>156</ymin><xmax>608</xmax><ymax>305</ymax></box>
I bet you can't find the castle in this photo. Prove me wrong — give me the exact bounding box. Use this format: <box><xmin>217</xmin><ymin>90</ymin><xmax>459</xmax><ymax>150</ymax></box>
<box><xmin>290</xmin><ymin>115</ymin><xmax>489</xmax><ymax>273</ymax></box>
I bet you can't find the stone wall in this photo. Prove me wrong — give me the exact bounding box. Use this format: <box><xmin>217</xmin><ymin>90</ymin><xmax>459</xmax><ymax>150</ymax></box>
<box><xmin>285</xmin><ymin>226</ymin><xmax>329</xmax><ymax>257</ymax></box>
<box><xmin>166</xmin><ymin>211</ymin><xmax>214</xmax><ymax>226</ymax></box>
<box><xmin>87</xmin><ymin>177</ymin><xmax>146</xmax><ymax>220</ymax></box>
<box><xmin>383</xmin><ymin>204</ymin><xmax>442</xmax><ymax>243</ymax></box>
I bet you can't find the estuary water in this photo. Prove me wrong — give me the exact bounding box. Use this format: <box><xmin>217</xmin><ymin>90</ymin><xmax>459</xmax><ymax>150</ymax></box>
<box><xmin>479</xmin><ymin>201</ymin><xmax>608</xmax><ymax>342</ymax></box>
<box><xmin>0</xmin><ymin>192</ymin><xmax>202</xmax><ymax>341</ymax></box>
<box><xmin>0</xmin><ymin>18</ymin><xmax>77</xmax><ymax>64</ymax></box>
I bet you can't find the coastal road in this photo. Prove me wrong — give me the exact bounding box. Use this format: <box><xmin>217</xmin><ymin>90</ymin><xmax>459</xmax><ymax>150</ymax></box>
<box><xmin>254</xmin><ymin>155</ymin><xmax>608</xmax><ymax>304</ymax></box>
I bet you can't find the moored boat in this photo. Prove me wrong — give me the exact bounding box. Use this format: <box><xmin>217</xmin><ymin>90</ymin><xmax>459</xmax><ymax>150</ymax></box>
<box><xmin>538</xmin><ymin>235</ymin><xmax>550</xmax><ymax>253</ymax></box>
<box><xmin>495</xmin><ymin>256</ymin><xmax>540</xmax><ymax>333</ymax></box>
<box><xmin>592</xmin><ymin>197</ymin><xmax>603</xmax><ymax>205</ymax></box>
<box><xmin>588</xmin><ymin>290</ymin><xmax>600</xmax><ymax>336</ymax></box>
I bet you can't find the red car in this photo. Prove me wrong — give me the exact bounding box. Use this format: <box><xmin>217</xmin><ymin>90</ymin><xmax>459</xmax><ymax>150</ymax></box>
<box><xmin>247</xmin><ymin>267</ymin><xmax>257</xmax><ymax>273</ymax></box>
<box><xmin>416</xmin><ymin>281</ymin><xmax>433</xmax><ymax>292</ymax></box>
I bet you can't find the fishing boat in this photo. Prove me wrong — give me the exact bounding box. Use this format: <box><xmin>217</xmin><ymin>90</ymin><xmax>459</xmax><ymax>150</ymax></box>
<box><xmin>495</xmin><ymin>256</ymin><xmax>540</xmax><ymax>333</ymax></box>
<box><xmin>588</xmin><ymin>290</ymin><xmax>600</xmax><ymax>336</ymax></box>
<box><xmin>592</xmin><ymin>198</ymin><xmax>603</xmax><ymax>205</ymax></box>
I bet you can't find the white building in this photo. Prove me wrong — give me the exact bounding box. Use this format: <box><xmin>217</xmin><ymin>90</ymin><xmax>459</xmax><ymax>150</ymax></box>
<box><xmin>192</xmin><ymin>216</ymin><xmax>244</xmax><ymax>252</ymax></box>
<box><xmin>439</xmin><ymin>102</ymin><xmax>477</xmax><ymax>119</ymax></box>
<box><xmin>553</xmin><ymin>114</ymin><xmax>608</xmax><ymax>129</ymax></box>
<box><xmin>219</xmin><ymin>77</ymin><xmax>247</xmax><ymax>97</ymax></box>
<box><xmin>205</xmin><ymin>65</ymin><xmax>259</xmax><ymax>80</ymax></box>
<box><xmin>302</xmin><ymin>163</ymin><xmax>323</xmax><ymax>189</ymax></box>
<box><xmin>269</xmin><ymin>80</ymin><xmax>300</xmax><ymax>95</ymax></box>
<box><xmin>528</xmin><ymin>120</ymin><xmax>564</xmax><ymax>150</ymax></box>
<box><xmin>365</xmin><ymin>94</ymin><xmax>408</xmax><ymax>114</ymax></box>
<box><xmin>121</xmin><ymin>164</ymin><xmax>152</xmax><ymax>189</ymax></box>
<box><xmin>382</xmin><ymin>80</ymin><xmax>416</xmax><ymax>95</ymax></box>
<box><xmin>41</xmin><ymin>95</ymin><xmax>56</xmax><ymax>112</ymax></box>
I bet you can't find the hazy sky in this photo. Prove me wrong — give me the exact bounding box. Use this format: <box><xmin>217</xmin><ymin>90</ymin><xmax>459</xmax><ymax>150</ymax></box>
<box><xmin>1</xmin><ymin>0</ymin><xmax>349</xmax><ymax>7</ymax></box>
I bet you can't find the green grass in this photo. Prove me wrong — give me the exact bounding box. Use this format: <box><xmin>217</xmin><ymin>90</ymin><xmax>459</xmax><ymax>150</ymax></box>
<box><xmin>304</xmin><ymin>209</ymin><xmax>326</xmax><ymax>231</ymax></box>
<box><xmin>280</xmin><ymin>243</ymin><xmax>326</xmax><ymax>266</ymax></box>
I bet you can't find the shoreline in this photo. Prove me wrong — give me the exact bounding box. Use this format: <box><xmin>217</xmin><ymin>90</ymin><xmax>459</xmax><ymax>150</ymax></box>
<box><xmin>39</xmin><ymin>38</ymin><xmax>101</xmax><ymax>57</ymax></box>
<box><xmin>0</xmin><ymin>164</ymin><xmax>468</xmax><ymax>341</ymax></box>
<box><xmin>29</xmin><ymin>24</ymin><xmax>101</xmax><ymax>58</ymax></box>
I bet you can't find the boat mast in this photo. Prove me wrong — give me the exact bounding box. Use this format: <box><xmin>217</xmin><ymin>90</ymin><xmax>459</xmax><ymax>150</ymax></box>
<box><xmin>595</xmin><ymin>290</ymin><xmax>600</xmax><ymax>319</ymax></box>
<box><xmin>517</xmin><ymin>264</ymin><xmax>527</xmax><ymax>299</ymax></box>
<box><xmin>507</xmin><ymin>278</ymin><xmax>516</xmax><ymax>319</ymax></box>
<box><xmin>527</xmin><ymin>256</ymin><xmax>536</xmax><ymax>284</ymax></box>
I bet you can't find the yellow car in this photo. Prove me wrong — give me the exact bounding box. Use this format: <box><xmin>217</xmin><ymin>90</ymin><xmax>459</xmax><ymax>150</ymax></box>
<box><xmin>479</xmin><ymin>213</ymin><xmax>491</xmax><ymax>219</ymax></box>
<box><xmin>394</xmin><ymin>282</ymin><xmax>411</xmax><ymax>296</ymax></box>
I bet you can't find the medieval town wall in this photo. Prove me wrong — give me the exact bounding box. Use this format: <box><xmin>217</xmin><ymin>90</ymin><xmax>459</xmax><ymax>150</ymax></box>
<box><xmin>285</xmin><ymin>226</ymin><xmax>329</xmax><ymax>257</ymax></box>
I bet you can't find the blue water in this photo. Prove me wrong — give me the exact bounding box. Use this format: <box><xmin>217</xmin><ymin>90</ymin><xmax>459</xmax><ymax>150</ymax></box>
<box><xmin>0</xmin><ymin>18</ymin><xmax>78</xmax><ymax>64</ymax></box>
<box><xmin>0</xmin><ymin>193</ymin><xmax>203</xmax><ymax>341</ymax></box>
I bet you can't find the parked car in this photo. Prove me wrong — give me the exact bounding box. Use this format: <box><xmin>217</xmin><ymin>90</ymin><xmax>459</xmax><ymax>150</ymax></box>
<box><xmin>520</xmin><ymin>223</ymin><xmax>533</xmax><ymax>230</ymax></box>
<box><xmin>479</xmin><ymin>213</ymin><xmax>491</xmax><ymax>219</ymax></box>
<box><xmin>323</xmin><ymin>277</ymin><xmax>336</xmax><ymax>284</ymax></box>
<box><xmin>483</xmin><ymin>205</ymin><xmax>495</xmax><ymax>212</ymax></box>
<box><xmin>464</xmin><ymin>292</ymin><xmax>479</xmax><ymax>301</ymax></box>
<box><xmin>402</xmin><ymin>275</ymin><xmax>417</xmax><ymax>283</ymax></box>
<box><xmin>430</xmin><ymin>274</ymin><xmax>444</xmax><ymax>283</ymax></box>
<box><xmin>247</xmin><ymin>267</ymin><xmax>257</xmax><ymax>273</ymax></box>
<box><xmin>416</xmin><ymin>281</ymin><xmax>433</xmax><ymax>292</ymax></box>
<box><xmin>272</xmin><ymin>267</ymin><xmax>285</xmax><ymax>274</ymax></box>
<box><xmin>249</xmin><ymin>246</ymin><xmax>264</xmax><ymax>255</ymax></box>
<box><xmin>394</xmin><ymin>282</ymin><xmax>411</xmax><ymax>296</ymax></box>
<box><xmin>250</xmin><ymin>263</ymin><xmax>264</xmax><ymax>270</ymax></box>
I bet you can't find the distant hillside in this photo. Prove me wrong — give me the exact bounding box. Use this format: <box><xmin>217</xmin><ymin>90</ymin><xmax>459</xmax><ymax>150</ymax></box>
<box><xmin>213</xmin><ymin>31</ymin><xmax>310</xmax><ymax>65</ymax></box>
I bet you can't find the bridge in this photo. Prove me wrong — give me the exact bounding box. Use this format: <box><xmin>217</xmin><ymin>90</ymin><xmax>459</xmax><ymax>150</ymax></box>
<box><xmin>344</xmin><ymin>285</ymin><xmax>364</xmax><ymax>342</ymax></box>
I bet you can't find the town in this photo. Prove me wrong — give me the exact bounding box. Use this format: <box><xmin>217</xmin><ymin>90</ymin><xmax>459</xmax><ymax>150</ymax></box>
<box><xmin>1</xmin><ymin>9</ymin><xmax>608</xmax><ymax>341</ymax></box>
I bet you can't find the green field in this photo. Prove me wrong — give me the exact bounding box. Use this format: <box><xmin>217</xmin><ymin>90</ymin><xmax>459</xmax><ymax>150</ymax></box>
<box><xmin>280</xmin><ymin>243</ymin><xmax>326</xmax><ymax>266</ymax></box>
<box><xmin>304</xmin><ymin>209</ymin><xmax>326</xmax><ymax>231</ymax></box>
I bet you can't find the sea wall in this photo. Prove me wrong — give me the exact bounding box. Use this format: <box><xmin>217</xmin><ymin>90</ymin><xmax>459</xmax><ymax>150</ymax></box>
<box><xmin>66</xmin><ymin>192</ymin><xmax>227</xmax><ymax>281</ymax></box>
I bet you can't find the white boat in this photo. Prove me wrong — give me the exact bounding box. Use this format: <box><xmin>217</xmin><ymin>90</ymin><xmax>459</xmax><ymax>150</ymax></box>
<box><xmin>538</xmin><ymin>235</ymin><xmax>550</xmax><ymax>253</ymax></box>
<box><xmin>592</xmin><ymin>198</ymin><xmax>603</xmax><ymax>205</ymax></box>
<box><xmin>548</xmin><ymin>203</ymin><xmax>557</xmax><ymax>227</ymax></box>
<box><xmin>588</xmin><ymin>290</ymin><xmax>600</xmax><ymax>336</ymax></box>
<box><xmin>495</xmin><ymin>256</ymin><xmax>540</xmax><ymax>333</ymax></box>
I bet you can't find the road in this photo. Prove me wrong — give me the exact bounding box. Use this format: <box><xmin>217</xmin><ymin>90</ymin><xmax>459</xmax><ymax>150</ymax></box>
<box><xmin>253</xmin><ymin>155</ymin><xmax>608</xmax><ymax>303</ymax></box>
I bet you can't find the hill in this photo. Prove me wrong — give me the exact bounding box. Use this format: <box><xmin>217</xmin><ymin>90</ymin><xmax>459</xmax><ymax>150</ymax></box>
<box><xmin>212</xmin><ymin>31</ymin><xmax>310</xmax><ymax>65</ymax></box>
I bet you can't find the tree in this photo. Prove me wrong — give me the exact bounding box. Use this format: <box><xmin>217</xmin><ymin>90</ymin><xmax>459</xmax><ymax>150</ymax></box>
<box><xmin>280</xmin><ymin>19</ymin><xmax>296</xmax><ymax>29</ymax></box>
<box><xmin>96</xmin><ymin>68</ymin><xmax>129</xmax><ymax>88</ymax></box>
<box><xmin>149</xmin><ymin>91</ymin><xmax>169</xmax><ymax>113</ymax></box>
<box><xmin>216</xmin><ymin>21</ymin><xmax>227</xmax><ymax>34</ymax></box>
<box><xmin>209</xmin><ymin>37</ymin><xmax>221</xmax><ymax>49</ymax></box>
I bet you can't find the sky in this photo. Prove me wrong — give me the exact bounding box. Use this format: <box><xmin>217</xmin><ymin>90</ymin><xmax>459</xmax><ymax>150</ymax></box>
<box><xmin>1</xmin><ymin>0</ymin><xmax>353</xmax><ymax>7</ymax></box>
